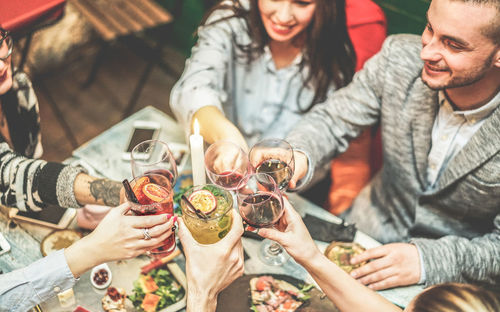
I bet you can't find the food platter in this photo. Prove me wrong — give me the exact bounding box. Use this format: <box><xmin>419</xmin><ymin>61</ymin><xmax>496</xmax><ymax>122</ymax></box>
<box><xmin>101</xmin><ymin>257</ymin><xmax>187</xmax><ymax>312</ymax></box>
<box><xmin>216</xmin><ymin>274</ymin><xmax>339</xmax><ymax>312</ymax></box>
<box><xmin>324</xmin><ymin>241</ymin><xmax>366</xmax><ymax>273</ymax></box>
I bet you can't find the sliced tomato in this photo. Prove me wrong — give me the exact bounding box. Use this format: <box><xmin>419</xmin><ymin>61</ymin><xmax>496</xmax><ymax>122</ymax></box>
<box><xmin>141</xmin><ymin>293</ymin><xmax>161</xmax><ymax>312</ymax></box>
<box><xmin>143</xmin><ymin>183</ymin><xmax>169</xmax><ymax>203</ymax></box>
<box><xmin>255</xmin><ymin>279</ymin><xmax>271</xmax><ymax>291</ymax></box>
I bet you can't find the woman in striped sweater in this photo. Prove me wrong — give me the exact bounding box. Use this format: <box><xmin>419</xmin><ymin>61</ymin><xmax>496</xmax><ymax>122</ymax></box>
<box><xmin>0</xmin><ymin>27</ymin><xmax>122</xmax><ymax>212</ymax></box>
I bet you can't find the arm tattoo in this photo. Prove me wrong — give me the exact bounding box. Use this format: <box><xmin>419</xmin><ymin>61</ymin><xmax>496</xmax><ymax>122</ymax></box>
<box><xmin>89</xmin><ymin>179</ymin><xmax>122</xmax><ymax>206</ymax></box>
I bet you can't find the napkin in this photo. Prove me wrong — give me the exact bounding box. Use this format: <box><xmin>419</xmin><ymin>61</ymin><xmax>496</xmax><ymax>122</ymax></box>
<box><xmin>303</xmin><ymin>214</ymin><xmax>356</xmax><ymax>243</ymax></box>
<box><xmin>243</xmin><ymin>214</ymin><xmax>357</xmax><ymax>243</ymax></box>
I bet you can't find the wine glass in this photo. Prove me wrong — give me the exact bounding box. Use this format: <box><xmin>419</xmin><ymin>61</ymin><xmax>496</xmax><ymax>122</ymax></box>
<box><xmin>237</xmin><ymin>173</ymin><xmax>287</xmax><ymax>266</ymax></box>
<box><xmin>249</xmin><ymin>138</ymin><xmax>294</xmax><ymax>191</ymax></box>
<box><xmin>204</xmin><ymin>140</ymin><xmax>249</xmax><ymax>191</ymax></box>
<box><xmin>131</xmin><ymin>139</ymin><xmax>178</xmax><ymax>186</ymax></box>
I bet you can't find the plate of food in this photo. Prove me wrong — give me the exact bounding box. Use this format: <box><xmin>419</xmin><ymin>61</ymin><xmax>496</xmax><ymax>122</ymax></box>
<box><xmin>127</xmin><ymin>263</ymin><xmax>186</xmax><ymax>312</ymax></box>
<box><xmin>324</xmin><ymin>241</ymin><xmax>367</xmax><ymax>273</ymax></box>
<box><xmin>99</xmin><ymin>258</ymin><xmax>187</xmax><ymax>312</ymax></box>
<box><xmin>216</xmin><ymin>274</ymin><xmax>339</xmax><ymax>312</ymax></box>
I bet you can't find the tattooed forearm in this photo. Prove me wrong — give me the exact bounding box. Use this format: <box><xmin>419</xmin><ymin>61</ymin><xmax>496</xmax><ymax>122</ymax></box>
<box><xmin>89</xmin><ymin>179</ymin><xmax>122</xmax><ymax>206</ymax></box>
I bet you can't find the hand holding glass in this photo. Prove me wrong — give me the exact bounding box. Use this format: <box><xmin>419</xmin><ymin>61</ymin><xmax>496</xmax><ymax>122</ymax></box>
<box><xmin>205</xmin><ymin>140</ymin><xmax>249</xmax><ymax>190</ymax></box>
<box><xmin>249</xmin><ymin>139</ymin><xmax>295</xmax><ymax>191</ymax></box>
<box><xmin>237</xmin><ymin>173</ymin><xmax>287</xmax><ymax>265</ymax></box>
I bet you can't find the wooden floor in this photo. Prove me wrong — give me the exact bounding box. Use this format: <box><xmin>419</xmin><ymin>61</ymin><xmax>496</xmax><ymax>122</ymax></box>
<box><xmin>31</xmin><ymin>42</ymin><xmax>186</xmax><ymax>162</ymax></box>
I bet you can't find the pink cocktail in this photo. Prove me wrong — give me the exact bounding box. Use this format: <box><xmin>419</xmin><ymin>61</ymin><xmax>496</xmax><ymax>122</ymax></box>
<box><xmin>127</xmin><ymin>173</ymin><xmax>175</xmax><ymax>257</ymax></box>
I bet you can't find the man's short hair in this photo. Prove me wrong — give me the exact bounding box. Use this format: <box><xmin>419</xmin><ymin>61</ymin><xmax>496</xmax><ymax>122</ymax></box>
<box><xmin>451</xmin><ymin>0</ymin><xmax>500</xmax><ymax>44</ymax></box>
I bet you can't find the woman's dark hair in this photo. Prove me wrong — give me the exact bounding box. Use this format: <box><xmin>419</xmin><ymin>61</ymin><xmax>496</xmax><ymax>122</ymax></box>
<box><xmin>201</xmin><ymin>0</ymin><xmax>356</xmax><ymax>112</ymax></box>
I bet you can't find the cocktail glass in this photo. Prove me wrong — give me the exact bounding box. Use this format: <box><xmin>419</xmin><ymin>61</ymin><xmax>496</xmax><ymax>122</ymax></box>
<box><xmin>126</xmin><ymin>173</ymin><xmax>175</xmax><ymax>258</ymax></box>
<box><xmin>131</xmin><ymin>139</ymin><xmax>178</xmax><ymax>186</ymax></box>
<box><xmin>180</xmin><ymin>184</ymin><xmax>233</xmax><ymax>244</ymax></box>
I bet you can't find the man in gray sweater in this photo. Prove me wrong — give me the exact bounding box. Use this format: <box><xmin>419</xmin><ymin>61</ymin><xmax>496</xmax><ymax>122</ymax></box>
<box><xmin>286</xmin><ymin>0</ymin><xmax>500</xmax><ymax>290</ymax></box>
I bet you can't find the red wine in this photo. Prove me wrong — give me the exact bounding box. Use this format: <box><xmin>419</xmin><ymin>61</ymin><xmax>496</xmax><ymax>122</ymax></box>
<box><xmin>214</xmin><ymin>171</ymin><xmax>244</xmax><ymax>190</ymax></box>
<box><xmin>256</xmin><ymin>159</ymin><xmax>293</xmax><ymax>190</ymax></box>
<box><xmin>239</xmin><ymin>193</ymin><xmax>283</xmax><ymax>228</ymax></box>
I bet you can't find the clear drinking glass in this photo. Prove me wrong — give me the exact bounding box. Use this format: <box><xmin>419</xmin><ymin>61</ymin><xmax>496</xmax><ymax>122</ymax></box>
<box><xmin>204</xmin><ymin>140</ymin><xmax>249</xmax><ymax>191</ymax></box>
<box><xmin>180</xmin><ymin>184</ymin><xmax>233</xmax><ymax>244</ymax></box>
<box><xmin>248</xmin><ymin>138</ymin><xmax>294</xmax><ymax>191</ymax></box>
<box><xmin>126</xmin><ymin>173</ymin><xmax>175</xmax><ymax>258</ymax></box>
<box><xmin>131</xmin><ymin>139</ymin><xmax>178</xmax><ymax>186</ymax></box>
<box><xmin>237</xmin><ymin>173</ymin><xmax>287</xmax><ymax>266</ymax></box>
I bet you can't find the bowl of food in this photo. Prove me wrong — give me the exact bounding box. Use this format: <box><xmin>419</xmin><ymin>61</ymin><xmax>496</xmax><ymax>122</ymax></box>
<box><xmin>324</xmin><ymin>241</ymin><xmax>367</xmax><ymax>273</ymax></box>
<box><xmin>90</xmin><ymin>263</ymin><xmax>112</xmax><ymax>289</ymax></box>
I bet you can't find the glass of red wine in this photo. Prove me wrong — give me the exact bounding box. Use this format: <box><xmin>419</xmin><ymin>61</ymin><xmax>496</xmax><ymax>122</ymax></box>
<box><xmin>204</xmin><ymin>140</ymin><xmax>249</xmax><ymax>191</ymax></box>
<box><xmin>249</xmin><ymin>138</ymin><xmax>294</xmax><ymax>191</ymax></box>
<box><xmin>237</xmin><ymin>173</ymin><xmax>287</xmax><ymax>266</ymax></box>
<box><xmin>131</xmin><ymin>140</ymin><xmax>178</xmax><ymax>186</ymax></box>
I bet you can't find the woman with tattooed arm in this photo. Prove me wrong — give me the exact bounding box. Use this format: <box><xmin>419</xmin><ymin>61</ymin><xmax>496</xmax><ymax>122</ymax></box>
<box><xmin>0</xmin><ymin>27</ymin><xmax>176</xmax><ymax>311</ymax></box>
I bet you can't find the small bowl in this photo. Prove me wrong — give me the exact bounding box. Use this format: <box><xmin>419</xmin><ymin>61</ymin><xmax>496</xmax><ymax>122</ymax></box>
<box><xmin>90</xmin><ymin>263</ymin><xmax>112</xmax><ymax>289</ymax></box>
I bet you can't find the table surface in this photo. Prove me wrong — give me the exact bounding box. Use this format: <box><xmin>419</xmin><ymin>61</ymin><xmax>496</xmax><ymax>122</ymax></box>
<box><xmin>0</xmin><ymin>106</ymin><xmax>424</xmax><ymax>311</ymax></box>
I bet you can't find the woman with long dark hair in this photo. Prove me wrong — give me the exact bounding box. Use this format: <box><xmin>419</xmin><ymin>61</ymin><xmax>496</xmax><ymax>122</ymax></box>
<box><xmin>171</xmin><ymin>0</ymin><xmax>385</xmax><ymax>193</ymax></box>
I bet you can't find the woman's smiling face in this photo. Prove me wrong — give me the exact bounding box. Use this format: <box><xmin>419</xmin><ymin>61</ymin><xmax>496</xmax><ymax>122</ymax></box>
<box><xmin>258</xmin><ymin>0</ymin><xmax>316</xmax><ymax>45</ymax></box>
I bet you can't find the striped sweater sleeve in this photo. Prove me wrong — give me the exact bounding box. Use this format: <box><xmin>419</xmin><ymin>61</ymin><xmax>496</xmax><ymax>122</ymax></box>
<box><xmin>0</xmin><ymin>143</ymin><xmax>86</xmax><ymax>211</ymax></box>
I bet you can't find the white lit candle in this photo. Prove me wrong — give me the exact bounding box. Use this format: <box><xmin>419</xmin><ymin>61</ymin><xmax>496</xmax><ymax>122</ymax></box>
<box><xmin>190</xmin><ymin>119</ymin><xmax>206</xmax><ymax>185</ymax></box>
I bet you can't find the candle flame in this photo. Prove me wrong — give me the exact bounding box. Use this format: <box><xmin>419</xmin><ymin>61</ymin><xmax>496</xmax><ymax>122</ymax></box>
<box><xmin>194</xmin><ymin>119</ymin><xmax>200</xmax><ymax>135</ymax></box>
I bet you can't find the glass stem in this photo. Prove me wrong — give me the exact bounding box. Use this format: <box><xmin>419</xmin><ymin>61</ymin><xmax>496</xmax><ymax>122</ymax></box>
<box><xmin>268</xmin><ymin>242</ymin><xmax>282</xmax><ymax>256</ymax></box>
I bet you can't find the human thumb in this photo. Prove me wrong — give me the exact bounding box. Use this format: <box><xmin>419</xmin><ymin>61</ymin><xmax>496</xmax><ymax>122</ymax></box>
<box><xmin>177</xmin><ymin>217</ymin><xmax>195</xmax><ymax>245</ymax></box>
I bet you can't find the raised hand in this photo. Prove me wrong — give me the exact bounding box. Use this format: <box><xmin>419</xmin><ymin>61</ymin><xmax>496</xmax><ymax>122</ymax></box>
<box><xmin>65</xmin><ymin>202</ymin><xmax>176</xmax><ymax>277</ymax></box>
<box><xmin>178</xmin><ymin>209</ymin><xmax>244</xmax><ymax>312</ymax></box>
<box><xmin>257</xmin><ymin>198</ymin><xmax>322</xmax><ymax>265</ymax></box>
<box><xmin>349</xmin><ymin>243</ymin><xmax>421</xmax><ymax>290</ymax></box>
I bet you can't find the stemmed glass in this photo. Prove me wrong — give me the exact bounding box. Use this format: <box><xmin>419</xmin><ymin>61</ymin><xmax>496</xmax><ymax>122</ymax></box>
<box><xmin>237</xmin><ymin>173</ymin><xmax>287</xmax><ymax>266</ymax></box>
<box><xmin>248</xmin><ymin>139</ymin><xmax>294</xmax><ymax>191</ymax></box>
<box><xmin>204</xmin><ymin>140</ymin><xmax>249</xmax><ymax>191</ymax></box>
<box><xmin>131</xmin><ymin>139</ymin><xmax>178</xmax><ymax>186</ymax></box>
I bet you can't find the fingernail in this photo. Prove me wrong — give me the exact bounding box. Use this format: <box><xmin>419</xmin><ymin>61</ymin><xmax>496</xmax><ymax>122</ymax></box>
<box><xmin>166</xmin><ymin>214</ymin><xmax>172</xmax><ymax>220</ymax></box>
<box><xmin>350</xmin><ymin>258</ymin><xmax>356</xmax><ymax>264</ymax></box>
<box><xmin>173</xmin><ymin>216</ymin><xmax>178</xmax><ymax>224</ymax></box>
<box><xmin>350</xmin><ymin>272</ymin><xmax>357</xmax><ymax>278</ymax></box>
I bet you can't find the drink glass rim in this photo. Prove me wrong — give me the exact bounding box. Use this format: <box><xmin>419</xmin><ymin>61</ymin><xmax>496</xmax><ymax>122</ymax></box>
<box><xmin>180</xmin><ymin>184</ymin><xmax>233</xmax><ymax>221</ymax></box>
<box><xmin>236</xmin><ymin>173</ymin><xmax>280</xmax><ymax>203</ymax></box>
<box><xmin>249</xmin><ymin>138</ymin><xmax>295</xmax><ymax>168</ymax></box>
<box><xmin>131</xmin><ymin>139</ymin><xmax>175</xmax><ymax>167</ymax></box>
<box><xmin>204</xmin><ymin>140</ymin><xmax>248</xmax><ymax>176</ymax></box>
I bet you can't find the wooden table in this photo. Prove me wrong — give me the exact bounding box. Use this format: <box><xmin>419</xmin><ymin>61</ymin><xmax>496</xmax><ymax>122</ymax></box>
<box><xmin>0</xmin><ymin>106</ymin><xmax>424</xmax><ymax>311</ymax></box>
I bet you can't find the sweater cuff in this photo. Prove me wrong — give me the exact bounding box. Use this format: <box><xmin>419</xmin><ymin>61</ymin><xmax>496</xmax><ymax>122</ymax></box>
<box><xmin>56</xmin><ymin>165</ymin><xmax>88</xmax><ymax>208</ymax></box>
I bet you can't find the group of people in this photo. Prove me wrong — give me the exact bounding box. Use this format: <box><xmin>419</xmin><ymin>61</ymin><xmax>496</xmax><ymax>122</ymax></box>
<box><xmin>0</xmin><ymin>0</ymin><xmax>499</xmax><ymax>311</ymax></box>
